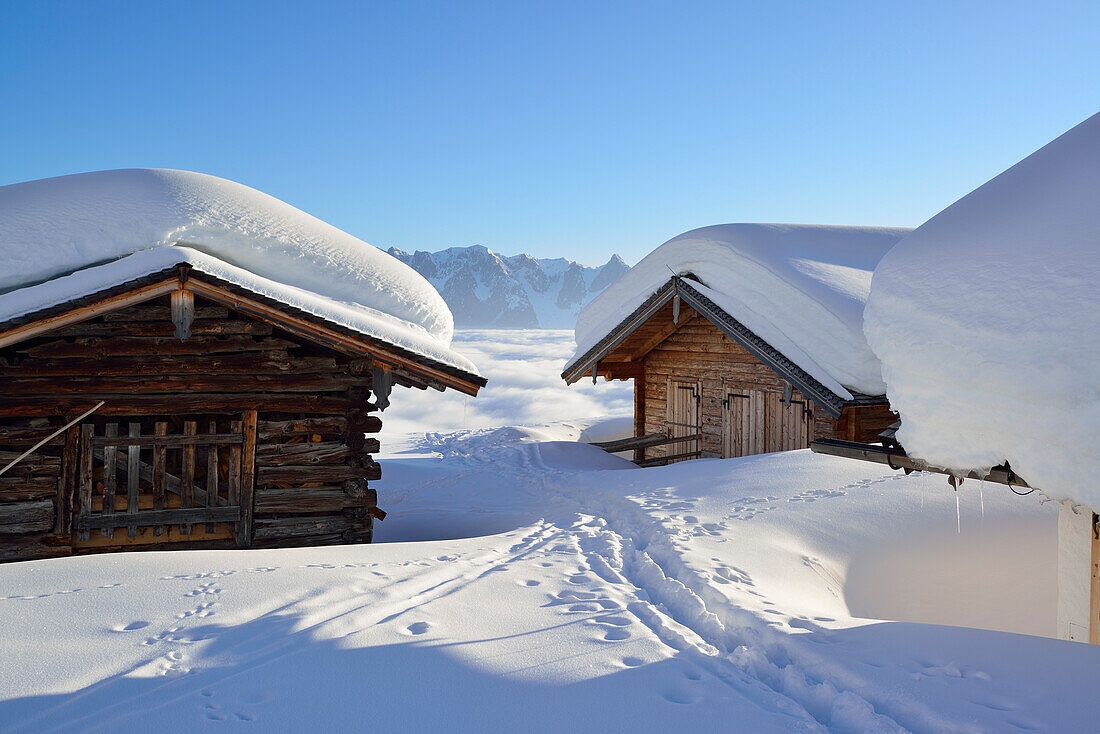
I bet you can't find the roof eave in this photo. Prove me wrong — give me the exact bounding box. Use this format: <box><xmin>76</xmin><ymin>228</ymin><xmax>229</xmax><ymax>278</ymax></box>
<box><xmin>0</xmin><ymin>263</ymin><xmax>486</xmax><ymax>397</ymax></box>
<box><xmin>563</xmin><ymin>276</ymin><xmax>859</xmax><ymax>418</ymax></box>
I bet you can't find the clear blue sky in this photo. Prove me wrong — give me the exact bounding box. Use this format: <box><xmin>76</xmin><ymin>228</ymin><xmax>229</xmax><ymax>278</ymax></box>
<box><xmin>1</xmin><ymin>1</ymin><xmax>1097</xmax><ymax>264</ymax></box>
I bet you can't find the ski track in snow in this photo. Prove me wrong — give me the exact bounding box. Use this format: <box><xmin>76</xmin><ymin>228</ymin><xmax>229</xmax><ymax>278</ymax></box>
<box><xmin>408</xmin><ymin>432</ymin><xmax>989</xmax><ymax>734</ymax></box>
<box><xmin>0</xmin><ymin>429</ymin><xmax>1081</xmax><ymax>733</ymax></box>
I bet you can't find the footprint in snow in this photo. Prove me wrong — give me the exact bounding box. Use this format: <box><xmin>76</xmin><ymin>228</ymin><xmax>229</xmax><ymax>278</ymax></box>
<box><xmin>404</xmin><ymin>621</ymin><xmax>431</xmax><ymax>635</ymax></box>
<box><xmin>113</xmin><ymin>620</ymin><xmax>150</xmax><ymax>632</ymax></box>
<box><xmin>621</xmin><ymin>657</ymin><xmax>645</xmax><ymax>668</ymax></box>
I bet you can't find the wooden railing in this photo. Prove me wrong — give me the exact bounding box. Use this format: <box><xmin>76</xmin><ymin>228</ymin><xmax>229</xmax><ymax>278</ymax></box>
<box><xmin>74</xmin><ymin>411</ymin><xmax>256</xmax><ymax>547</ymax></box>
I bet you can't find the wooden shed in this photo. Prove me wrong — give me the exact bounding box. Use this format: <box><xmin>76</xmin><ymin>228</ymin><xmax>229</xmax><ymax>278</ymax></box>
<box><xmin>0</xmin><ymin>262</ymin><xmax>484</xmax><ymax>562</ymax></box>
<box><xmin>563</xmin><ymin>275</ymin><xmax>895</xmax><ymax>465</ymax></box>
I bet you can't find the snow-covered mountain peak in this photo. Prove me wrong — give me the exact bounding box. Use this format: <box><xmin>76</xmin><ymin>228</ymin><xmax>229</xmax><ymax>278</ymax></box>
<box><xmin>386</xmin><ymin>245</ymin><xmax>628</xmax><ymax>328</ymax></box>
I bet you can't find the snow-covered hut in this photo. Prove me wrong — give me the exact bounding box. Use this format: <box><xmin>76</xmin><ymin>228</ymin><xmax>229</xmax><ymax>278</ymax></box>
<box><xmin>562</xmin><ymin>224</ymin><xmax>910</xmax><ymax>464</ymax></box>
<box><xmin>816</xmin><ymin>112</ymin><xmax>1100</xmax><ymax>643</ymax></box>
<box><xmin>0</xmin><ymin>169</ymin><xmax>484</xmax><ymax>562</ymax></box>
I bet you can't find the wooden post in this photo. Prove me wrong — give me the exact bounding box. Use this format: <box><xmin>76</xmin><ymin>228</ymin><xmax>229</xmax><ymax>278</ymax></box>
<box><xmin>171</xmin><ymin>289</ymin><xmax>195</xmax><ymax>341</ymax></box>
<box><xmin>633</xmin><ymin>370</ymin><xmax>646</xmax><ymax>464</ymax></box>
<box><xmin>206</xmin><ymin>421</ymin><xmax>219</xmax><ymax>532</ymax></box>
<box><xmin>126</xmin><ymin>422</ymin><xmax>140</xmax><ymax>538</ymax></box>
<box><xmin>55</xmin><ymin>426</ymin><xmax>79</xmax><ymax>535</ymax></box>
<box><xmin>102</xmin><ymin>423</ymin><xmax>117</xmax><ymax>539</ymax></box>
<box><xmin>229</xmin><ymin>420</ymin><xmax>241</xmax><ymax>535</ymax></box>
<box><xmin>237</xmin><ymin>410</ymin><xmax>257</xmax><ymax>547</ymax></box>
<box><xmin>152</xmin><ymin>422</ymin><xmax>166</xmax><ymax>536</ymax></box>
<box><xmin>181</xmin><ymin>421</ymin><xmax>196</xmax><ymax>535</ymax></box>
<box><xmin>77</xmin><ymin>424</ymin><xmax>93</xmax><ymax>542</ymax></box>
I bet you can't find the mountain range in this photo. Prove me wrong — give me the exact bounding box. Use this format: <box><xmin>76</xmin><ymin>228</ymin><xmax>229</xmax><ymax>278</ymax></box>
<box><xmin>386</xmin><ymin>245</ymin><xmax>630</xmax><ymax>329</ymax></box>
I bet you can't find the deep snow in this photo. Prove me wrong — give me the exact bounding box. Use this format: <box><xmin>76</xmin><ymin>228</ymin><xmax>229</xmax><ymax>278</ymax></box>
<box><xmin>0</xmin><ymin>169</ymin><xmax>474</xmax><ymax>373</ymax></box>
<box><xmin>1</xmin><ymin>429</ymin><xmax>1091</xmax><ymax>734</ymax></box>
<box><xmin>1</xmin><ymin>330</ymin><xmax>1096</xmax><ymax>734</ymax></box>
<box><xmin>865</xmin><ymin>112</ymin><xmax>1100</xmax><ymax>504</ymax></box>
<box><xmin>569</xmin><ymin>224</ymin><xmax>912</xmax><ymax>398</ymax></box>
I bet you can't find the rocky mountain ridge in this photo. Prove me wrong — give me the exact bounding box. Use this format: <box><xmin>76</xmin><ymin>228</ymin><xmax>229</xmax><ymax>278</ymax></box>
<box><xmin>387</xmin><ymin>245</ymin><xmax>629</xmax><ymax>329</ymax></box>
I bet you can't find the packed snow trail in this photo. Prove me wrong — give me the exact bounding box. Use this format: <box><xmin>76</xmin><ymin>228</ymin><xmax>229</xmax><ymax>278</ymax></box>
<box><xmin>1</xmin><ymin>426</ymin><xmax>1094</xmax><ymax>733</ymax></box>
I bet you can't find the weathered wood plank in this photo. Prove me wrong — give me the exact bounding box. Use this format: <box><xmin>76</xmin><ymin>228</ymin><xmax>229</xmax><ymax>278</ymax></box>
<box><xmin>254</xmin><ymin>441</ymin><xmax>377</xmax><ymax>466</ymax></box>
<box><xmin>78</xmin><ymin>425</ymin><xmax>93</xmax><ymax>541</ymax></box>
<box><xmin>237</xmin><ymin>410</ymin><xmax>257</xmax><ymax>548</ymax></box>
<box><xmin>0</xmin><ymin>354</ymin><xmax>339</xmax><ymax>377</ymax></box>
<box><xmin>51</xmin><ymin>320</ymin><xmax>272</xmax><ymax>338</ymax></box>
<box><xmin>127</xmin><ymin>422</ymin><xmax>140</xmax><ymax>537</ymax></box>
<box><xmin>153</xmin><ymin>422</ymin><xmax>166</xmax><ymax>536</ymax></box>
<box><xmin>102</xmin><ymin>423</ymin><xmax>117</xmax><ymax>539</ymax></box>
<box><xmin>0</xmin><ymin>452</ymin><xmax>61</xmax><ymax>475</ymax></box>
<box><xmin>254</xmin><ymin>486</ymin><xmax>378</xmax><ymax>513</ymax></box>
<box><xmin>93</xmin><ymin>433</ymin><xmax>243</xmax><ymax>447</ymax></box>
<box><xmin>206</xmin><ymin>422</ymin><xmax>218</xmax><ymax>532</ymax></box>
<box><xmin>56</xmin><ymin>426</ymin><xmax>78</xmax><ymax>535</ymax></box>
<box><xmin>256</xmin><ymin>462</ymin><xmax>381</xmax><ymax>485</ymax></box>
<box><xmin>5</xmin><ymin>373</ymin><xmax>363</xmax><ymax>396</ymax></box>
<box><xmin>19</xmin><ymin>335</ymin><xmax>300</xmax><ymax>359</ymax></box>
<box><xmin>0</xmin><ymin>476</ymin><xmax>58</xmax><ymax>502</ymax></box>
<box><xmin>0</xmin><ymin>394</ymin><xmax>357</xmax><ymax>417</ymax></box>
<box><xmin>103</xmin><ymin>304</ymin><xmax>228</xmax><ymax>322</ymax></box>
<box><xmin>75</xmin><ymin>506</ymin><xmax>240</xmax><ymax>530</ymax></box>
<box><xmin>181</xmin><ymin>422</ymin><xmax>195</xmax><ymax>535</ymax></box>
<box><xmin>0</xmin><ymin>500</ymin><xmax>54</xmax><ymax>534</ymax></box>
<box><xmin>258</xmin><ymin>417</ymin><xmax>348</xmax><ymax>438</ymax></box>
<box><xmin>0</xmin><ymin>537</ymin><xmax>72</xmax><ymax>562</ymax></box>
<box><xmin>252</xmin><ymin>514</ymin><xmax>357</xmax><ymax>541</ymax></box>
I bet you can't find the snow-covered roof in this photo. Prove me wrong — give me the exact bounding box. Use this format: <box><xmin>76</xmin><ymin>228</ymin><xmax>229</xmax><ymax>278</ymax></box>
<box><xmin>864</xmin><ymin>112</ymin><xmax>1100</xmax><ymax>503</ymax></box>
<box><xmin>568</xmin><ymin>223</ymin><xmax>912</xmax><ymax>399</ymax></box>
<box><xmin>0</xmin><ymin>169</ymin><xmax>481</xmax><ymax>380</ymax></box>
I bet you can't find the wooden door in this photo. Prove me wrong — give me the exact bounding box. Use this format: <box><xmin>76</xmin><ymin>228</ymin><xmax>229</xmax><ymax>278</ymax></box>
<box><xmin>722</xmin><ymin>389</ymin><xmax>765</xmax><ymax>458</ymax></box>
<box><xmin>73</xmin><ymin>411</ymin><xmax>256</xmax><ymax>549</ymax></box>
<box><xmin>665</xmin><ymin>380</ymin><xmax>700</xmax><ymax>463</ymax></box>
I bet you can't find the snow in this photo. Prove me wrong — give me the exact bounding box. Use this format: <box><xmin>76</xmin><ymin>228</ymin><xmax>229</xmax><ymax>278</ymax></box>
<box><xmin>864</xmin><ymin>112</ymin><xmax>1100</xmax><ymax>505</ymax></box>
<box><xmin>378</xmin><ymin>329</ymin><xmax>632</xmax><ymax>437</ymax></box>
<box><xmin>0</xmin><ymin>169</ymin><xmax>471</xmax><ymax>373</ymax></box>
<box><xmin>569</xmin><ymin>224</ymin><xmax>912</xmax><ymax>398</ymax></box>
<box><xmin>3</xmin><ymin>430</ymin><xmax>1093</xmax><ymax>733</ymax></box>
<box><xmin>2</xmin><ymin>331</ymin><xmax>1097</xmax><ymax>733</ymax></box>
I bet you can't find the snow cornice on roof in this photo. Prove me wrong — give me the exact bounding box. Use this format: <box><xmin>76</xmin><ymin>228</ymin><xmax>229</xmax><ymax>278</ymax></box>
<box><xmin>0</xmin><ymin>250</ymin><xmax>485</xmax><ymax>395</ymax></box>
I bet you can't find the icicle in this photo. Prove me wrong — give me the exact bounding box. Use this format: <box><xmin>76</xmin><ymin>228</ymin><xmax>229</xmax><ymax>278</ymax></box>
<box><xmin>979</xmin><ymin>478</ymin><xmax>985</xmax><ymax>519</ymax></box>
<box><xmin>955</xmin><ymin>487</ymin><xmax>961</xmax><ymax>534</ymax></box>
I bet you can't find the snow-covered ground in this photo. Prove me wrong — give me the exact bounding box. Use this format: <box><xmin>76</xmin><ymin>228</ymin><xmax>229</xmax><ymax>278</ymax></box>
<box><xmin>2</xmin><ymin>331</ymin><xmax>1098</xmax><ymax>733</ymax></box>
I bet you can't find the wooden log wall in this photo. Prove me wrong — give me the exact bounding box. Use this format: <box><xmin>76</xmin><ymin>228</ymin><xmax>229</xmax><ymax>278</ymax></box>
<box><xmin>0</xmin><ymin>295</ymin><xmax>385</xmax><ymax>561</ymax></box>
<box><xmin>638</xmin><ymin>319</ymin><xmax>892</xmax><ymax>460</ymax></box>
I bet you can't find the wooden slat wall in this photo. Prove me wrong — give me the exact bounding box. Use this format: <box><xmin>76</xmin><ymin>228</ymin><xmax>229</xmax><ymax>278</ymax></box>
<box><xmin>642</xmin><ymin>319</ymin><xmax>851</xmax><ymax>460</ymax></box>
<box><xmin>0</xmin><ymin>293</ymin><xmax>384</xmax><ymax>561</ymax></box>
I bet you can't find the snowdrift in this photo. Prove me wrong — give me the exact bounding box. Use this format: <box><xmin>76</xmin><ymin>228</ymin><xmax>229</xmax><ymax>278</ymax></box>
<box><xmin>0</xmin><ymin>169</ymin><xmax>478</xmax><ymax>374</ymax></box>
<box><xmin>865</xmin><ymin>112</ymin><xmax>1100</xmax><ymax>504</ymax></box>
<box><xmin>570</xmin><ymin>224</ymin><xmax>911</xmax><ymax>397</ymax></box>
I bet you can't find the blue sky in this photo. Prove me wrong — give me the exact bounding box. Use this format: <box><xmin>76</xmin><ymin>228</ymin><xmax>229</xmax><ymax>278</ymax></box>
<box><xmin>1</xmin><ymin>1</ymin><xmax>1097</xmax><ymax>264</ymax></box>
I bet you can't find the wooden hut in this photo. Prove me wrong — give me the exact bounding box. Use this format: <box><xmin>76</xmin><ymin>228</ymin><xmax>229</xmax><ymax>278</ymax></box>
<box><xmin>562</xmin><ymin>224</ymin><xmax>910</xmax><ymax>465</ymax></box>
<box><xmin>0</xmin><ymin>170</ymin><xmax>484</xmax><ymax>563</ymax></box>
<box><xmin>0</xmin><ymin>263</ymin><xmax>483</xmax><ymax>562</ymax></box>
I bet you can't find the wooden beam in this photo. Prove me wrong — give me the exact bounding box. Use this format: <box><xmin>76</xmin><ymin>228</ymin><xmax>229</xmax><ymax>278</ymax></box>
<box><xmin>0</xmin><ymin>279</ymin><xmax>179</xmax><ymax>349</ymax></box>
<box><xmin>74</xmin><ymin>506</ymin><xmax>240</xmax><ymax>530</ymax></box>
<box><xmin>170</xmin><ymin>289</ymin><xmax>195</xmax><ymax>341</ymax></box>
<box><xmin>237</xmin><ymin>410</ymin><xmax>257</xmax><ymax>548</ymax></box>
<box><xmin>809</xmin><ymin>438</ymin><xmax>1031</xmax><ymax>489</ymax></box>
<box><xmin>628</xmin><ymin>310</ymin><xmax>697</xmax><ymax>361</ymax></box>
